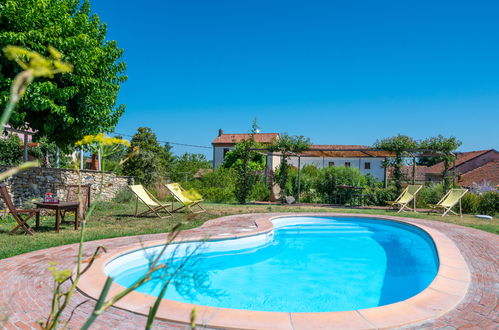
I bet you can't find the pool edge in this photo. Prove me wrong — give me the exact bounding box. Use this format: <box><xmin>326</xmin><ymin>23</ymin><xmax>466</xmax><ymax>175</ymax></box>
<box><xmin>76</xmin><ymin>213</ymin><xmax>471</xmax><ymax>330</ymax></box>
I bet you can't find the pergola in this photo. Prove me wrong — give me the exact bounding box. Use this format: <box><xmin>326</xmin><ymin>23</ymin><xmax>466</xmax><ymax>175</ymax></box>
<box><xmin>256</xmin><ymin>147</ymin><xmax>447</xmax><ymax>202</ymax></box>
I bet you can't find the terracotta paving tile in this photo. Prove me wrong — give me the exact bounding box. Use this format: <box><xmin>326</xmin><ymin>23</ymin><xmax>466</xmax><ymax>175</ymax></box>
<box><xmin>0</xmin><ymin>212</ymin><xmax>497</xmax><ymax>329</ymax></box>
<box><xmin>290</xmin><ymin>310</ymin><xmax>373</xmax><ymax>330</ymax></box>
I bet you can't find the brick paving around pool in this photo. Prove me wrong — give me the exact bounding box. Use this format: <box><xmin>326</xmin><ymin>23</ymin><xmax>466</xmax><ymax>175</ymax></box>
<box><xmin>0</xmin><ymin>213</ymin><xmax>497</xmax><ymax>329</ymax></box>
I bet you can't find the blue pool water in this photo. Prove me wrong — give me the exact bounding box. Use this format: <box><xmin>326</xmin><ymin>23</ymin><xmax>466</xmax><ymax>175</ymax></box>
<box><xmin>106</xmin><ymin>216</ymin><xmax>439</xmax><ymax>312</ymax></box>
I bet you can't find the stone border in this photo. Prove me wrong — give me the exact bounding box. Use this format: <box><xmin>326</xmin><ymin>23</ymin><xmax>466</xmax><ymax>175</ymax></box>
<box><xmin>77</xmin><ymin>213</ymin><xmax>470</xmax><ymax>329</ymax></box>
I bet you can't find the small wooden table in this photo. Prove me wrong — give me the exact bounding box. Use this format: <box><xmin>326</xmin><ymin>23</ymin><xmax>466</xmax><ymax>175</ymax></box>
<box><xmin>35</xmin><ymin>201</ymin><xmax>80</xmax><ymax>232</ymax></box>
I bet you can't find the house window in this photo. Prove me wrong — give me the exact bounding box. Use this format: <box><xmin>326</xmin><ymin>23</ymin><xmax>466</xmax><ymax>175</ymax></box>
<box><xmin>364</xmin><ymin>162</ymin><xmax>371</xmax><ymax>169</ymax></box>
<box><xmin>345</xmin><ymin>162</ymin><xmax>351</xmax><ymax>167</ymax></box>
<box><xmin>223</xmin><ymin>148</ymin><xmax>230</xmax><ymax>157</ymax></box>
<box><xmin>328</xmin><ymin>161</ymin><xmax>335</xmax><ymax>167</ymax></box>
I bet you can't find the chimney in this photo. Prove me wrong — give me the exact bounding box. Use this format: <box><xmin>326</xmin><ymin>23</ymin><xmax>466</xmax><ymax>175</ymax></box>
<box><xmin>218</xmin><ymin>128</ymin><xmax>223</xmax><ymax>137</ymax></box>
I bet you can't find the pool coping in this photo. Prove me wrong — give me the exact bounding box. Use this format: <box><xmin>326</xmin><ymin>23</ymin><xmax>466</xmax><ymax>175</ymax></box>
<box><xmin>76</xmin><ymin>213</ymin><xmax>471</xmax><ymax>330</ymax></box>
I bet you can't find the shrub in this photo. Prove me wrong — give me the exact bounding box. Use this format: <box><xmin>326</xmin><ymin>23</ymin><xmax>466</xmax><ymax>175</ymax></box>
<box><xmin>416</xmin><ymin>183</ymin><xmax>445</xmax><ymax>208</ymax></box>
<box><xmin>315</xmin><ymin>166</ymin><xmax>368</xmax><ymax>203</ymax></box>
<box><xmin>0</xmin><ymin>134</ymin><xmax>22</xmax><ymax>165</ymax></box>
<box><xmin>184</xmin><ymin>167</ymin><xmax>236</xmax><ymax>203</ymax></box>
<box><xmin>476</xmin><ymin>191</ymin><xmax>499</xmax><ymax>216</ymax></box>
<box><xmin>149</xmin><ymin>182</ymin><xmax>171</xmax><ymax>201</ymax></box>
<box><xmin>202</xmin><ymin>187</ymin><xmax>236</xmax><ymax>203</ymax></box>
<box><xmin>461</xmin><ymin>193</ymin><xmax>479</xmax><ymax>214</ymax></box>
<box><xmin>363</xmin><ymin>186</ymin><xmax>398</xmax><ymax>206</ymax></box>
<box><xmin>249</xmin><ymin>181</ymin><xmax>269</xmax><ymax>202</ymax></box>
<box><xmin>113</xmin><ymin>187</ymin><xmax>134</xmax><ymax>203</ymax></box>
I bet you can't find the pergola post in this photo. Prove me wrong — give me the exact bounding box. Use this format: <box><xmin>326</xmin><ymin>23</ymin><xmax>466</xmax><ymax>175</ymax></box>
<box><xmin>56</xmin><ymin>147</ymin><xmax>60</xmax><ymax>168</ymax></box>
<box><xmin>23</xmin><ymin>134</ymin><xmax>28</xmax><ymax>162</ymax></box>
<box><xmin>97</xmin><ymin>148</ymin><xmax>102</xmax><ymax>171</ymax></box>
<box><xmin>80</xmin><ymin>150</ymin><xmax>84</xmax><ymax>170</ymax></box>
<box><xmin>412</xmin><ymin>156</ymin><xmax>416</xmax><ymax>184</ymax></box>
<box><xmin>383</xmin><ymin>157</ymin><xmax>388</xmax><ymax>188</ymax></box>
<box><xmin>297</xmin><ymin>156</ymin><xmax>301</xmax><ymax>203</ymax></box>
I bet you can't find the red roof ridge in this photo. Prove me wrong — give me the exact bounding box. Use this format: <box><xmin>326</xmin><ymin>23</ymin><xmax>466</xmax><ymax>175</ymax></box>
<box><xmin>212</xmin><ymin>132</ymin><xmax>279</xmax><ymax>144</ymax></box>
<box><xmin>458</xmin><ymin>160</ymin><xmax>499</xmax><ymax>187</ymax></box>
<box><xmin>427</xmin><ymin>149</ymin><xmax>497</xmax><ymax>173</ymax></box>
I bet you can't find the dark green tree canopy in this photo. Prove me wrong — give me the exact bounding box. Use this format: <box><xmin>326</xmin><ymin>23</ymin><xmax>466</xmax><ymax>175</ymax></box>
<box><xmin>122</xmin><ymin>127</ymin><xmax>170</xmax><ymax>185</ymax></box>
<box><xmin>0</xmin><ymin>0</ymin><xmax>127</xmax><ymax>149</ymax></box>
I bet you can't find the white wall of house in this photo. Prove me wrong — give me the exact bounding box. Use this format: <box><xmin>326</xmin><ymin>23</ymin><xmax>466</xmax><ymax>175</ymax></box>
<box><xmin>213</xmin><ymin>146</ymin><xmax>234</xmax><ymax>168</ymax></box>
<box><xmin>287</xmin><ymin>156</ymin><xmax>386</xmax><ymax>181</ymax></box>
<box><xmin>214</xmin><ymin>146</ymin><xmax>386</xmax><ymax>182</ymax></box>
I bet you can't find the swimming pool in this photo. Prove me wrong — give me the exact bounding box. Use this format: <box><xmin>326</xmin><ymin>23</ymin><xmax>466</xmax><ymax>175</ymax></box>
<box><xmin>105</xmin><ymin>216</ymin><xmax>439</xmax><ymax>313</ymax></box>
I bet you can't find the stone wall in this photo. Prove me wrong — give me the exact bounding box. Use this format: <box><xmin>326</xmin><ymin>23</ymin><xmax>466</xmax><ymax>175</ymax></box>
<box><xmin>0</xmin><ymin>166</ymin><xmax>134</xmax><ymax>207</ymax></box>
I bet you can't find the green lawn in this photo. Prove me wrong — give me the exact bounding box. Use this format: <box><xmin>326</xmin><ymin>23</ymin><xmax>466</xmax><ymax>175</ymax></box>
<box><xmin>0</xmin><ymin>201</ymin><xmax>497</xmax><ymax>259</ymax></box>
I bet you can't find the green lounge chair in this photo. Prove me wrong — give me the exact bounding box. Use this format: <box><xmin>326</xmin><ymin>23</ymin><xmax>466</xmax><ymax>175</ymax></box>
<box><xmin>165</xmin><ymin>183</ymin><xmax>206</xmax><ymax>214</ymax></box>
<box><xmin>128</xmin><ymin>185</ymin><xmax>172</xmax><ymax>218</ymax></box>
<box><xmin>429</xmin><ymin>188</ymin><xmax>468</xmax><ymax>217</ymax></box>
<box><xmin>387</xmin><ymin>184</ymin><xmax>423</xmax><ymax>213</ymax></box>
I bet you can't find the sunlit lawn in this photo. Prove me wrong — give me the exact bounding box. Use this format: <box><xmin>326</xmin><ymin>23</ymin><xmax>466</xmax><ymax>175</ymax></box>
<box><xmin>0</xmin><ymin>201</ymin><xmax>497</xmax><ymax>259</ymax></box>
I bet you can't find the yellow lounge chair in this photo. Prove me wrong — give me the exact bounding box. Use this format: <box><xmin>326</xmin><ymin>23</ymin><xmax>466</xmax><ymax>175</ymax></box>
<box><xmin>387</xmin><ymin>185</ymin><xmax>423</xmax><ymax>213</ymax></box>
<box><xmin>128</xmin><ymin>185</ymin><xmax>172</xmax><ymax>218</ymax></box>
<box><xmin>429</xmin><ymin>188</ymin><xmax>468</xmax><ymax>217</ymax></box>
<box><xmin>165</xmin><ymin>183</ymin><xmax>206</xmax><ymax>214</ymax></box>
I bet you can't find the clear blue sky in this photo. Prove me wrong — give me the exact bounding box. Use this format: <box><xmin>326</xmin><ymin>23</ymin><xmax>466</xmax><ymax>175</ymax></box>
<box><xmin>92</xmin><ymin>0</ymin><xmax>499</xmax><ymax>158</ymax></box>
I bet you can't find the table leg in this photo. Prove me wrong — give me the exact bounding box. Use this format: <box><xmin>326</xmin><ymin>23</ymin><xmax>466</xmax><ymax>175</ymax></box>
<box><xmin>74</xmin><ymin>208</ymin><xmax>79</xmax><ymax>230</ymax></box>
<box><xmin>55</xmin><ymin>208</ymin><xmax>60</xmax><ymax>233</ymax></box>
<box><xmin>36</xmin><ymin>211</ymin><xmax>40</xmax><ymax>229</ymax></box>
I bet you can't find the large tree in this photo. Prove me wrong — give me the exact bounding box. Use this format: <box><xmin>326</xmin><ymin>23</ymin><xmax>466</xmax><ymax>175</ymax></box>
<box><xmin>122</xmin><ymin>127</ymin><xmax>170</xmax><ymax>186</ymax></box>
<box><xmin>373</xmin><ymin>134</ymin><xmax>418</xmax><ymax>192</ymax></box>
<box><xmin>0</xmin><ymin>0</ymin><xmax>127</xmax><ymax>149</ymax></box>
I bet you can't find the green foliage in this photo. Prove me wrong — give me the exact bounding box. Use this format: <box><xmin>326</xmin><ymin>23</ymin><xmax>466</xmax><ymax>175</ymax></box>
<box><xmin>122</xmin><ymin>128</ymin><xmax>171</xmax><ymax>186</ymax></box>
<box><xmin>0</xmin><ymin>0</ymin><xmax>127</xmax><ymax>149</ymax></box>
<box><xmin>461</xmin><ymin>193</ymin><xmax>479</xmax><ymax>214</ymax></box>
<box><xmin>169</xmin><ymin>152</ymin><xmax>211</xmax><ymax>183</ymax></box>
<box><xmin>420</xmin><ymin>135</ymin><xmax>462</xmax><ymax>191</ymax></box>
<box><xmin>315</xmin><ymin>166</ymin><xmax>369</xmax><ymax>203</ymax></box>
<box><xmin>476</xmin><ymin>191</ymin><xmax>499</xmax><ymax>215</ymax></box>
<box><xmin>223</xmin><ymin>129</ymin><xmax>265</xmax><ymax>204</ymax></box>
<box><xmin>269</xmin><ymin>134</ymin><xmax>311</xmax><ymax>201</ymax></box>
<box><xmin>416</xmin><ymin>183</ymin><xmax>446</xmax><ymax>208</ymax></box>
<box><xmin>28</xmin><ymin>137</ymin><xmax>72</xmax><ymax>168</ymax></box>
<box><xmin>373</xmin><ymin>134</ymin><xmax>418</xmax><ymax>192</ymax></box>
<box><xmin>363</xmin><ymin>186</ymin><xmax>399</xmax><ymax>206</ymax></box>
<box><xmin>185</xmin><ymin>167</ymin><xmax>236</xmax><ymax>203</ymax></box>
<box><xmin>112</xmin><ymin>187</ymin><xmax>134</xmax><ymax>204</ymax></box>
<box><xmin>0</xmin><ymin>134</ymin><xmax>22</xmax><ymax>165</ymax></box>
<box><xmin>249</xmin><ymin>180</ymin><xmax>269</xmax><ymax>202</ymax></box>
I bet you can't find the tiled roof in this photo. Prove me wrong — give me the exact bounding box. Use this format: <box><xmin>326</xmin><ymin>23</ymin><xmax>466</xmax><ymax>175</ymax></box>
<box><xmin>427</xmin><ymin>149</ymin><xmax>494</xmax><ymax>173</ymax></box>
<box><xmin>388</xmin><ymin>165</ymin><xmax>429</xmax><ymax>181</ymax></box>
<box><xmin>458</xmin><ymin>161</ymin><xmax>499</xmax><ymax>187</ymax></box>
<box><xmin>212</xmin><ymin>133</ymin><xmax>279</xmax><ymax>145</ymax></box>
<box><xmin>308</xmin><ymin>145</ymin><xmax>370</xmax><ymax>150</ymax></box>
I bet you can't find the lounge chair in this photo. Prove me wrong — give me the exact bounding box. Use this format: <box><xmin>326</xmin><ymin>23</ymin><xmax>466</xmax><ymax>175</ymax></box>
<box><xmin>128</xmin><ymin>185</ymin><xmax>172</xmax><ymax>218</ymax></box>
<box><xmin>165</xmin><ymin>183</ymin><xmax>205</xmax><ymax>214</ymax></box>
<box><xmin>429</xmin><ymin>188</ymin><xmax>468</xmax><ymax>217</ymax></box>
<box><xmin>387</xmin><ymin>184</ymin><xmax>423</xmax><ymax>213</ymax></box>
<box><xmin>0</xmin><ymin>184</ymin><xmax>39</xmax><ymax>235</ymax></box>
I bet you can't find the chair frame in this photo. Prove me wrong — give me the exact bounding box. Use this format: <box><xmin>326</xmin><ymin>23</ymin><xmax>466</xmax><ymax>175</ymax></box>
<box><xmin>165</xmin><ymin>183</ymin><xmax>206</xmax><ymax>214</ymax></box>
<box><xmin>61</xmin><ymin>184</ymin><xmax>90</xmax><ymax>228</ymax></box>
<box><xmin>0</xmin><ymin>184</ymin><xmax>39</xmax><ymax>235</ymax></box>
<box><xmin>387</xmin><ymin>185</ymin><xmax>423</xmax><ymax>213</ymax></box>
<box><xmin>430</xmin><ymin>188</ymin><xmax>468</xmax><ymax>217</ymax></box>
<box><xmin>128</xmin><ymin>185</ymin><xmax>172</xmax><ymax>218</ymax></box>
